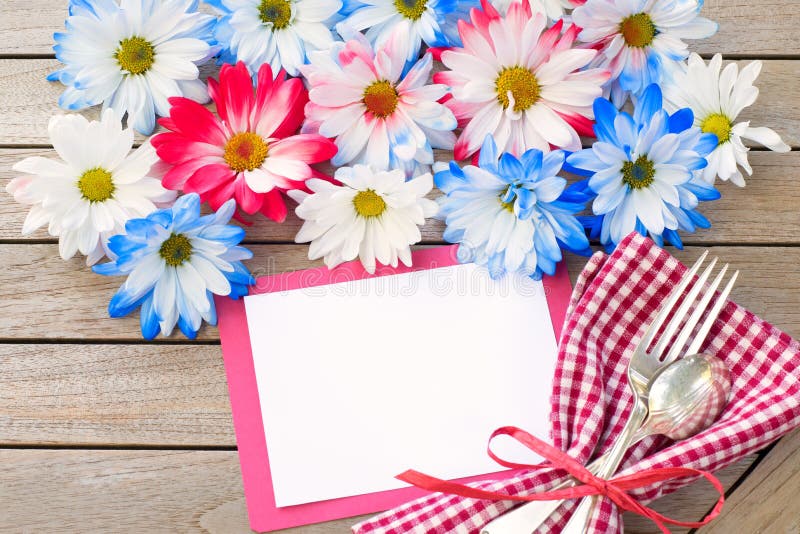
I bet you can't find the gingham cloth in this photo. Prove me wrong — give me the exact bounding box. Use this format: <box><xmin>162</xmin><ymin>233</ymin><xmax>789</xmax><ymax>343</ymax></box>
<box><xmin>352</xmin><ymin>232</ymin><xmax>800</xmax><ymax>533</ymax></box>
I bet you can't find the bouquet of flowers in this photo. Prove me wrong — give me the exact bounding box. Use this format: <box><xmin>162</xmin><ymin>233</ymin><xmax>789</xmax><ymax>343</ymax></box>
<box><xmin>6</xmin><ymin>0</ymin><xmax>790</xmax><ymax>339</ymax></box>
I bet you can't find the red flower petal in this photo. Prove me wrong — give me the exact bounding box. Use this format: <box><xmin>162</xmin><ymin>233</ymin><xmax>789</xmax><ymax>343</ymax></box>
<box><xmin>218</xmin><ymin>62</ymin><xmax>254</xmax><ymax>133</ymax></box>
<box><xmin>254</xmin><ymin>76</ymin><xmax>309</xmax><ymax>139</ymax></box>
<box><xmin>163</xmin><ymin>97</ymin><xmax>227</xmax><ymax>145</ymax></box>
<box><xmin>183</xmin><ymin>163</ymin><xmax>236</xmax><ymax>195</ymax></box>
<box><xmin>155</xmin><ymin>137</ymin><xmax>223</xmax><ymax>165</ymax></box>
<box><xmin>268</xmin><ymin>134</ymin><xmax>337</xmax><ymax>163</ymax></box>
<box><xmin>259</xmin><ymin>188</ymin><xmax>288</xmax><ymax>223</ymax></box>
<box><xmin>235</xmin><ymin>176</ymin><xmax>265</xmax><ymax>214</ymax></box>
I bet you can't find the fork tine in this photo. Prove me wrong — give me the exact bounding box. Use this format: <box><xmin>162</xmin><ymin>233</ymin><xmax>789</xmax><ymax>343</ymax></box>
<box><xmin>685</xmin><ymin>270</ymin><xmax>739</xmax><ymax>355</ymax></box>
<box><xmin>638</xmin><ymin>251</ymin><xmax>709</xmax><ymax>351</ymax></box>
<box><xmin>662</xmin><ymin>264</ymin><xmax>729</xmax><ymax>364</ymax></box>
<box><xmin>649</xmin><ymin>257</ymin><xmax>718</xmax><ymax>360</ymax></box>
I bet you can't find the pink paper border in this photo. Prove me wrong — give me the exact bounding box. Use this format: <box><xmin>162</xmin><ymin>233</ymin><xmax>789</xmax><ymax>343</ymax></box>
<box><xmin>216</xmin><ymin>246</ymin><xmax>572</xmax><ymax>532</ymax></box>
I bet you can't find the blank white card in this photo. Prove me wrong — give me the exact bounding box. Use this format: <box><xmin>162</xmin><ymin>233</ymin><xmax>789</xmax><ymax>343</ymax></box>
<box><xmin>244</xmin><ymin>263</ymin><xmax>559</xmax><ymax>507</ymax></box>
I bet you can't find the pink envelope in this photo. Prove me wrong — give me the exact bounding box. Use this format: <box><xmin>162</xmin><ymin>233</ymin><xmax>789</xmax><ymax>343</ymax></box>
<box><xmin>215</xmin><ymin>246</ymin><xmax>573</xmax><ymax>532</ymax></box>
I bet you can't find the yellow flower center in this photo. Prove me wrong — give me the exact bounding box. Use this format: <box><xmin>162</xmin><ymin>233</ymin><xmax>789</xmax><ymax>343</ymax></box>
<box><xmin>115</xmin><ymin>36</ymin><xmax>155</xmax><ymax>75</ymax></box>
<box><xmin>495</xmin><ymin>66</ymin><xmax>540</xmax><ymax>113</ymax></box>
<box><xmin>224</xmin><ymin>132</ymin><xmax>269</xmax><ymax>173</ymax></box>
<box><xmin>619</xmin><ymin>13</ymin><xmax>656</xmax><ymax>48</ymax></box>
<box><xmin>77</xmin><ymin>167</ymin><xmax>115</xmax><ymax>202</ymax></box>
<box><xmin>259</xmin><ymin>0</ymin><xmax>293</xmax><ymax>29</ymax></box>
<box><xmin>622</xmin><ymin>155</ymin><xmax>655</xmax><ymax>190</ymax></box>
<box><xmin>353</xmin><ymin>189</ymin><xmax>387</xmax><ymax>218</ymax></box>
<box><xmin>363</xmin><ymin>80</ymin><xmax>399</xmax><ymax>118</ymax></box>
<box><xmin>394</xmin><ymin>0</ymin><xmax>428</xmax><ymax>20</ymax></box>
<box><xmin>159</xmin><ymin>233</ymin><xmax>193</xmax><ymax>267</ymax></box>
<box><xmin>701</xmin><ymin>113</ymin><xmax>732</xmax><ymax>144</ymax></box>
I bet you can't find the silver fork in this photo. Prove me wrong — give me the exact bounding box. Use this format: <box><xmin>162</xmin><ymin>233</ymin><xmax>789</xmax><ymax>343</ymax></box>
<box><xmin>480</xmin><ymin>252</ymin><xmax>738</xmax><ymax>534</ymax></box>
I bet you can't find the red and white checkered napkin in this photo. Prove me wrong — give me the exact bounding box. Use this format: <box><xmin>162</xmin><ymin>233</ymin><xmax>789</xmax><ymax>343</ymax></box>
<box><xmin>353</xmin><ymin>232</ymin><xmax>800</xmax><ymax>533</ymax></box>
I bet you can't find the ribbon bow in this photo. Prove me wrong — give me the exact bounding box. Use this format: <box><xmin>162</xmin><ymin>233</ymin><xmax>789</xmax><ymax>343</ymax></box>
<box><xmin>396</xmin><ymin>426</ymin><xmax>725</xmax><ymax>533</ymax></box>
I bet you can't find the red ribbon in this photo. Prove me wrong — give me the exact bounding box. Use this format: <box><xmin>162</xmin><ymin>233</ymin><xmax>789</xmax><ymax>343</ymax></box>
<box><xmin>396</xmin><ymin>426</ymin><xmax>725</xmax><ymax>533</ymax></box>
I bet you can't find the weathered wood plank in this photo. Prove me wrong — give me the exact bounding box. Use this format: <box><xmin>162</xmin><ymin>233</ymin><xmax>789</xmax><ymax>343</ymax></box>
<box><xmin>0</xmin><ymin>245</ymin><xmax>798</xmax><ymax>343</ymax></box>
<box><xmin>701</xmin><ymin>429</ymin><xmax>800</xmax><ymax>533</ymax></box>
<box><xmin>0</xmin><ymin>344</ymin><xmax>233</xmax><ymax>446</ymax></box>
<box><xmin>1</xmin><ymin>0</ymin><xmax>798</xmax><ymax>56</ymax></box>
<box><xmin>1</xmin><ymin>59</ymin><xmax>799</xmax><ymax>147</ymax></box>
<box><xmin>0</xmin><ymin>448</ymin><xmax>756</xmax><ymax>533</ymax></box>
<box><xmin>3</xmin><ymin>150</ymin><xmax>798</xmax><ymax>245</ymax></box>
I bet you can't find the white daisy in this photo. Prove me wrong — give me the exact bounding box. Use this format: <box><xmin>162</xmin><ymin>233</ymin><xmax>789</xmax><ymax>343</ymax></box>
<box><xmin>7</xmin><ymin>110</ymin><xmax>177</xmax><ymax>265</ymax></box>
<box><xmin>663</xmin><ymin>53</ymin><xmax>791</xmax><ymax>187</ymax></box>
<box><xmin>49</xmin><ymin>0</ymin><xmax>217</xmax><ymax>134</ymax></box>
<box><xmin>289</xmin><ymin>165</ymin><xmax>438</xmax><ymax>273</ymax></box>
<box><xmin>207</xmin><ymin>0</ymin><xmax>343</xmax><ymax>77</ymax></box>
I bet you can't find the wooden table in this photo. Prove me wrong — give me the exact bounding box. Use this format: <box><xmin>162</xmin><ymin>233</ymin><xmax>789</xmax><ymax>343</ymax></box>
<box><xmin>1</xmin><ymin>1</ymin><xmax>799</xmax><ymax>532</ymax></box>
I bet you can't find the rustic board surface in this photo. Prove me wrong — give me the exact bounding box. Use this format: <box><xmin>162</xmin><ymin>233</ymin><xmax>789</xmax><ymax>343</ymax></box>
<box><xmin>2</xmin><ymin>0</ymin><xmax>799</xmax><ymax>57</ymax></box>
<box><xmin>1</xmin><ymin>0</ymin><xmax>799</xmax><ymax>532</ymax></box>
<box><xmin>0</xmin><ymin>448</ymin><xmax>757</xmax><ymax>534</ymax></box>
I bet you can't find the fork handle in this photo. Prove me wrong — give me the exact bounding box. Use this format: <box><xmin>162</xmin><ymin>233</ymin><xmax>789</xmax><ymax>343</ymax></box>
<box><xmin>558</xmin><ymin>400</ymin><xmax>648</xmax><ymax>534</ymax></box>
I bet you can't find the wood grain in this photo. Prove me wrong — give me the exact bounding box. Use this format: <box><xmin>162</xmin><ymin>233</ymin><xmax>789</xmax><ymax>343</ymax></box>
<box><xmin>0</xmin><ymin>448</ymin><xmax>756</xmax><ymax>533</ymax></box>
<box><xmin>701</xmin><ymin>429</ymin><xmax>800</xmax><ymax>534</ymax></box>
<box><xmin>2</xmin><ymin>0</ymin><xmax>799</xmax><ymax>57</ymax></box>
<box><xmin>1</xmin><ymin>58</ymin><xmax>799</xmax><ymax>147</ymax></box>
<box><xmin>1</xmin><ymin>244</ymin><xmax>799</xmax><ymax>342</ymax></box>
<box><xmin>0</xmin><ymin>344</ymin><xmax>233</xmax><ymax>446</ymax></box>
<box><xmin>3</xmin><ymin>150</ymin><xmax>799</xmax><ymax>245</ymax></box>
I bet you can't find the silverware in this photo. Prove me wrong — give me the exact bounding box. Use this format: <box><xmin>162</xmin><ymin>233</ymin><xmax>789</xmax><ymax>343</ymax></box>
<box><xmin>481</xmin><ymin>253</ymin><xmax>738</xmax><ymax>534</ymax></box>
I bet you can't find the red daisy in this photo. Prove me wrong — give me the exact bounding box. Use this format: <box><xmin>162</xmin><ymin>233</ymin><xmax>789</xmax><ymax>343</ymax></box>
<box><xmin>152</xmin><ymin>61</ymin><xmax>337</xmax><ymax>222</ymax></box>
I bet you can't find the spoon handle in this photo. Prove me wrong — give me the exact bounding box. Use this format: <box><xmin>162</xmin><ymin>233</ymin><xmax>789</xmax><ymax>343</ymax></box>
<box><xmin>480</xmin><ymin>425</ymin><xmax>651</xmax><ymax>534</ymax></box>
<box><xmin>558</xmin><ymin>400</ymin><xmax>649</xmax><ymax>534</ymax></box>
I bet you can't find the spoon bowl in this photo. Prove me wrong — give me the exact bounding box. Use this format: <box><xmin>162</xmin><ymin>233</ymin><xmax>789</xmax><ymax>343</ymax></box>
<box><xmin>643</xmin><ymin>353</ymin><xmax>731</xmax><ymax>440</ymax></box>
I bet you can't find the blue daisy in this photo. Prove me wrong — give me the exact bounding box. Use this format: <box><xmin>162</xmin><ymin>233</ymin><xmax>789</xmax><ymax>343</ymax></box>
<box><xmin>566</xmin><ymin>84</ymin><xmax>720</xmax><ymax>250</ymax></box>
<box><xmin>93</xmin><ymin>194</ymin><xmax>254</xmax><ymax>339</ymax></box>
<box><xmin>435</xmin><ymin>135</ymin><xmax>590</xmax><ymax>280</ymax></box>
<box><xmin>337</xmin><ymin>0</ymin><xmax>480</xmax><ymax>64</ymax></box>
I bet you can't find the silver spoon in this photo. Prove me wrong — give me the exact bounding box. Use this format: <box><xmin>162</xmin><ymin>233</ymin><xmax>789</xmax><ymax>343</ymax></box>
<box><xmin>480</xmin><ymin>353</ymin><xmax>731</xmax><ymax>534</ymax></box>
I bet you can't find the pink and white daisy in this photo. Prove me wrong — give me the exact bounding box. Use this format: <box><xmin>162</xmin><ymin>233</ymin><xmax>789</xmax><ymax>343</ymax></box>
<box><xmin>151</xmin><ymin>61</ymin><xmax>337</xmax><ymax>222</ymax></box>
<box><xmin>434</xmin><ymin>0</ymin><xmax>609</xmax><ymax>161</ymax></box>
<box><xmin>300</xmin><ymin>32</ymin><xmax>457</xmax><ymax>177</ymax></box>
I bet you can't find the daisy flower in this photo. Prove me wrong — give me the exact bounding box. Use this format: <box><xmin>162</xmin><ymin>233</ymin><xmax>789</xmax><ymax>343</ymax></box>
<box><xmin>152</xmin><ymin>62</ymin><xmax>338</xmax><ymax>222</ymax></box>
<box><xmin>300</xmin><ymin>33</ymin><xmax>457</xmax><ymax>177</ymax></box>
<box><xmin>572</xmin><ymin>0</ymin><xmax>718</xmax><ymax>106</ymax></box>
<box><xmin>93</xmin><ymin>194</ymin><xmax>255</xmax><ymax>339</ymax></box>
<box><xmin>6</xmin><ymin>110</ymin><xmax>176</xmax><ymax>265</ymax></box>
<box><xmin>434</xmin><ymin>0</ymin><xmax>609</xmax><ymax>160</ymax></box>
<box><xmin>336</xmin><ymin>0</ymin><xmax>480</xmax><ymax>64</ymax></box>
<box><xmin>663</xmin><ymin>53</ymin><xmax>790</xmax><ymax>187</ymax></box>
<box><xmin>289</xmin><ymin>165</ymin><xmax>438</xmax><ymax>273</ymax></box>
<box><xmin>435</xmin><ymin>135</ymin><xmax>589</xmax><ymax>280</ymax></box>
<box><xmin>491</xmin><ymin>0</ymin><xmax>579</xmax><ymax>20</ymax></box>
<box><xmin>206</xmin><ymin>0</ymin><xmax>342</xmax><ymax>77</ymax></box>
<box><xmin>567</xmin><ymin>84</ymin><xmax>720</xmax><ymax>249</ymax></box>
<box><xmin>48</xmin><ymin>0</ymin><xmax>217</xmax><ymax>134</ymax></box>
